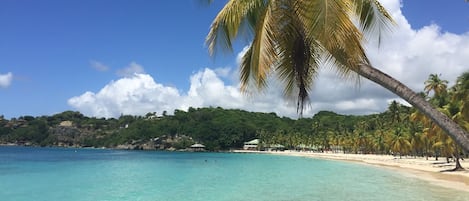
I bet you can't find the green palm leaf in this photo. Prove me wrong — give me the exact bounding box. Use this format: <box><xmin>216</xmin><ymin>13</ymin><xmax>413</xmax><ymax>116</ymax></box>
<box><xmin>206</xmin><ymin>0</ymin><xmax>394</xmax><ymax>115</ymax></box>
<box><xmin>205</xmin><ymin>0</ymin><xmax>469</xmax><ymax>154</ymax></box>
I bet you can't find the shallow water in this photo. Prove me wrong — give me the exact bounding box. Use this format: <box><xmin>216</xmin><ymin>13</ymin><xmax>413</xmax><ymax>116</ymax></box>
<box><xmin>1</xmin><ymin>146</ymin><xmax>468</xmax><ymax>201</ymax></box>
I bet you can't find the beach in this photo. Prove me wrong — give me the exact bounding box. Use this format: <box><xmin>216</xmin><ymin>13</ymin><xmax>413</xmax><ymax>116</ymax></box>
<box><xmin>235</xmin><ymin>150</ymin><xmax>469</xmax><ymax>192</ymax></box>
<box><xmin>4</xmin><ymin>146</ymin><xmax>469</xmax><ymax>200</ymax></box>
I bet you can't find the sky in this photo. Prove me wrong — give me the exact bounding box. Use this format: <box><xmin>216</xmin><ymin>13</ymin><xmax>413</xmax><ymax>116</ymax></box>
<box><xmin>0</xmin><ymin>0</ymin><xmax>468</xmax><ymax>119</ymax></box>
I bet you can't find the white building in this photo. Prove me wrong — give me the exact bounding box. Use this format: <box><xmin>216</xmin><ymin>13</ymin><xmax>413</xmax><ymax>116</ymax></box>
<box><xmin>243</xmin><ymin>139</ymin><xmax>259</xmax><ymax>150</ymax></box>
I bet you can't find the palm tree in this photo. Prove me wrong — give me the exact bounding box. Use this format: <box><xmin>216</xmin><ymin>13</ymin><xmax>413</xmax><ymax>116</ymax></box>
<box><xmin>424</xmin><ymin>74</ymin><xmax>448</xmax><ymax>97</ymax></box>
<box><xmin>387</xmin><ymin>127</ymin><xmax>411</xmax><ymax>159</ymax></box>
<box><xmin>352</xmin><ymin>120</ymin><xmax>371</xmax><ymax>153</ymax></box>
<box><xmin>387</xmin><ymin>100</ymin><xmax>401</xmax><ymax>125</ymax></box>
<box><xmin>407</xmin><ymin>114</ymin><xmax>425</xmax><ymax>158</ymax></box>
<box><xmin>206</xmin><ymin>0</ymin><xmax>469</xmax><ymax>151</ymax></box>
<box><xmin>338</xmin><ymin>130</ymin><xmax>353</xmax><ymax>154</ymax></box>
<box><xmin>371</xmin><ymin>116</ymin><xmax>388</xmax><ymax>154</ymax></box>
<box><xmin>425</xmin><ymin>74</ymin><xmax>449</xmax><ymax>108</ymax></box>
<box><xmin>452</xmin><ymin>72</ymin><xmax>469</xmax><ymax>122</ymax></box>
<box><xmin>423</xmin><ymin>74</ymin><xmax>466</xmax><ymax>170</ymax></box>
<box><xmin>441</xmin><ymin>98</ymin><xmax>466</xmax><ymax>170</ymax></box>
<box><xmin>410</xmin><ymin>95</ymin><xmax>436</xmax><ymax>160</ymax></box>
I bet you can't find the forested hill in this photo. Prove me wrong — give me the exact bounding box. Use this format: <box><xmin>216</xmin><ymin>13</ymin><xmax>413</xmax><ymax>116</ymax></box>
<box><xmin>0</xmin><ymin>104</ymin><xmax>410</xmax><ymax>151</ymax></box>
<box><xmin>2</xmin><ymin>73</ymin><xmax>467</xmax><ymax>158</ymax></box>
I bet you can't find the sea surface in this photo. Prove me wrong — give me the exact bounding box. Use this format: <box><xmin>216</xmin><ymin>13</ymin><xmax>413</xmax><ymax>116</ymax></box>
<box><xmin>1</xmin><ymin>146</ymin><xmax>468</xmax><ymax>201</ymax></box>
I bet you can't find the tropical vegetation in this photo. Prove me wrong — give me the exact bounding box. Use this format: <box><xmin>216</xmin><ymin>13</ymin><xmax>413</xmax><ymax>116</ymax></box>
<box><xmin>205</xmin><ymin>0</ymin><xmax>469</xmax><ymax>151</ymax></box>
<box><xmin>1</xmin><ymin>73</ymin><xmax>467</xmax><ymax>170</ymax></box>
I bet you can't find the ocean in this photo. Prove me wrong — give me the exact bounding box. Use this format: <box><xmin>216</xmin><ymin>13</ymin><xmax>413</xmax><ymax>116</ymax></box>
<box><xmin>1</xmin><ymin>146</ymin><xmax>468</xmax><ymax>201</ymax></box>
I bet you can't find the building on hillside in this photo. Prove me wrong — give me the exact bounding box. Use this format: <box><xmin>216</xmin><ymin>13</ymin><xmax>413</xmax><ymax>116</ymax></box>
<box><xmin>190</xmin><ymin>143</ymin><xmax>206</xmax><ymax>152</ymax></box>
<box><xmin>243</xmin><ymin>139</ymin><xmax>259</xmax><ymax>150</ymax></box>
<box><xmin>266</xmin><ymin>144</ymin><xmax>286</xmax><ymax>152</ymax></box>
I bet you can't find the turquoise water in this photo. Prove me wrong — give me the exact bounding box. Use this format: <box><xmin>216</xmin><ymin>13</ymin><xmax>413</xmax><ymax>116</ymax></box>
<box><xmin>1</xmin><ymin>146</ymin><xmax>468</xmax><ymax>201</ymax></box>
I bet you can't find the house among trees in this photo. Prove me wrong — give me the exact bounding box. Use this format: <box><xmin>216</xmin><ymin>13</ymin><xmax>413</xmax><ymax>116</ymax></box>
<box><xmin>267</xmin><ymin>144</ymin><xmax>286</xmax><ymax>152</ymax></box>
<box><xmin>190</xmin><ymin>143</ymin><xmax>206</xmax><ymax>152</ymax></box>
<box><xmin>243</xmin><ymin>139</ymin><xmax>259</xmax><ymax>150</ymax></box>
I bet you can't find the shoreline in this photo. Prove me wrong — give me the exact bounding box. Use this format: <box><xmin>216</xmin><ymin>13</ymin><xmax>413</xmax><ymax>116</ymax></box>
<box><xmin>4</xmin><ymin>145</ymin><xmax>468</xmax><ymax>192</ymax></box>
<box><xmin>233</xmin><ymin>150</ymin><xmax>469</xmax><ymax>192</ymax></box>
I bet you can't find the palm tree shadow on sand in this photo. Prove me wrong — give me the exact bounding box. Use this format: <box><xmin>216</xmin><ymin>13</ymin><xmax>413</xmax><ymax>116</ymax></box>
<box><xmin>438</xmin><ymin>159</ymin><xmax>466</xmax><ymax>172</ymax></box>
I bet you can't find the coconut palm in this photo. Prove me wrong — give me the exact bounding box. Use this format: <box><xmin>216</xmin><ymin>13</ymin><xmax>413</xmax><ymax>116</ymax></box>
<box><xmin>424</xmin><ymin>74</ymin><xmax>466</xmax><ymax>169</ymax></box>
<box><xmin>387</xmin><ymin>100</ymin><xmax>401</xmax><ymax>125</ymax></box>
<box><xmin>336</xmin><ymin>129</ymin><xmax>353</xmax><ymax>154</ymax></box>
<box><xmin>387</xmin><ymin>127</ymin><xmax>411</xmax><ymax>158</ymax></box>
<box><xmin>372</xmin><ymin>128</ymin><xmax>387</xmax><ymax>154</ymax></box>
<box><xmin>432</xmin><ymin>135</ymin><xmax>454</xmax><ymax>162</ymax></box>
<box><xmin>422</xmin><ymin>127</ymin><xmax>437</xmax><ymax>159</ymax></box>
<box><xmin>441</xmin><ymin>99</ymin><xmax>466</xmax><ymax>170</ymax></box>
<box><xmin>206</xmin><ymin>0</ymin><xmax>469</xmax><ymax>151</ymax></box>
<box><xmin>424</xmin><ymin>74</ymin><xmax>448</xmax><ymax>97</ymax></box>
<box><xmin>410</xmin><ymin>95</ymin><xmax>436</xmax><ymax>159</ymax></box>
<box><xmin>372</xmin><ymin>115</ymin><xmax>389</xmax><ymax>154</ymax></box>
<box><xmin>406</xmin><ymin>110</ymin><xmax>422</xmax><ymax>156</ymax></box>
<box><xmin>425</xmin><ymin>74</ymin><xmax>450</xmax><ymax>108</ymax></box>
<box><xmin>452</xmin><ymin>71</ymin><xmax>469</xmax><ymax>122</ymax></box>
<box><xmin>409</xmin><ymin>130</ymin><xmax>424</xmax><ymax>157</ymax></box>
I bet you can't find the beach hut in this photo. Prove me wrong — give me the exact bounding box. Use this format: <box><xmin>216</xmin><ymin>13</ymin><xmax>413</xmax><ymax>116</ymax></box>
<box><xmin>243</xmin><ymin>139</ymin><xmax>259</xmax><ymax>150</ymax></box>
<box><xmin>267</xmin><ymin>144</ymin><xmax>285</xmax><ymax>151</ymax></box>
<box><xmin>190</xmin><ymin>143</ymin><xmax>206</xmax><ymax>152</ymax></box>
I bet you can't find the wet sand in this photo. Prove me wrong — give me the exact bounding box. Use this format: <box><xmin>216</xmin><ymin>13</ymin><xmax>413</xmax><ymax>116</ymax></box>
<box><xmin>234</xmin><ymin>150</ymin><xmax>469</xmax><ymax>192</ymax></box>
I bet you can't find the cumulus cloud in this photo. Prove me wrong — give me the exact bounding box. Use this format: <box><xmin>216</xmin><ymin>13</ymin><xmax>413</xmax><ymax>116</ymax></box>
<box><xmin>0</xmin><ymin>72</ymin><xmax>13</xmax><ymax>88</ymax></box>
<box><xmin>90</xmin><ymin>60</ymin><xmax>109</xmax><ymax>72</ymax></box>
<box><xmin>304</xmin><ymin>0</ymin><xmax>469</xmax><ymax>115</ymax></box>
<box><xmin>68</xmin><ymin>0</ymin><xmax>469</xmax><ymax>118</ymax></box>
<box><xmin>68</xmin><ymin>73</ymin><xmax>181</xmax><ymax>118</ymax></box>
<box><xmin>69</xmin><ymin>67</ymin><xmax>302</xmax><ymax>118</ymax></box>
<box><xmin>116</xmin><ymin>62</ymin><xmax>145</xmax><ymax>77</ymax></box>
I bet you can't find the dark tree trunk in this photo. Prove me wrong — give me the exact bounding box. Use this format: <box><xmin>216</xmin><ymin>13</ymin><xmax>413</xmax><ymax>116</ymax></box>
<box><xmin>425</xmin><ymin>143</ymin><xmax>429</xmax><ymax>160</ymax></box>
<box><xmin>425</xmin><ymin>142</ymin><xmax>430</xmax><ymax>161</ymax></box>
<box><xmin>357</xmin><ymin>64</ymin><xmax>469</xmax><ymax>152</ymax></box>
<box><xmin>454</xmin><ymin>157</ymin><xmax>464</xmax><ymax>171</ymax></box>
<box><xmin>453</xmin><ymin>147</ymin><xmax>465</xmax><ymax>171</ymax></box>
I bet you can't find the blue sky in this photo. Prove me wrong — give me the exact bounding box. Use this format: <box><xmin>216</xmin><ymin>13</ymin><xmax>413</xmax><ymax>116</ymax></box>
<box><xmin>1</xmin><ymin>0</ymin><xmax>468</xmax><ymax>119</ymax></box>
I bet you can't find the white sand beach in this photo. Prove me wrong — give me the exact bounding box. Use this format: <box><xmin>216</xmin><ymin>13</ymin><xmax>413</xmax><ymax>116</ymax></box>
<box><xmin>234</xmin><ymin>150</ymin><xmax>469</xmax><ymax>192</ymax></box>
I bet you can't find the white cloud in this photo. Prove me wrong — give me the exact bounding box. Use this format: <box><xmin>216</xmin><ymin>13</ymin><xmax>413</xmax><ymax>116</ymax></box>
<box><xmin>90</xmin><ymin>60</ymin><xmax>109</xmax><ymax>72</ymax></box>
<box><xmin>336</xmin><ymin>99</ymin><xmax>380</xmax><ymax>112</ymax></box>
<box><xmin>68</xmin><ymin>73</ymin><xmax>181</xmax><ymax>118</ymax></box>
<box><xmin>68</xmin><ymin>0</ymin><xmax>469</xmax><ymax>118</ymax></box>
<box><xmin>116</xmin><ymin>62</ymin><xmax>145</xmax><ymax>77</ymax></box>
<box><xmin>68</xmin><ymin>67</ymin><xmax>300</xmax><ymax>118</ymax></box>
<box><xmin>305</xmin><ymin>0</ymin><xmax>469</xmax><ymax>115</ymax></box>
<box><xmin>0</xmin><ymin>72</ymin><xmax>13</xmax><ymax>88</ymax></box>
<box><xmin>213</xmin><ymin>67</ymin><xmax>232</xmax><ymax>78</ymax></box>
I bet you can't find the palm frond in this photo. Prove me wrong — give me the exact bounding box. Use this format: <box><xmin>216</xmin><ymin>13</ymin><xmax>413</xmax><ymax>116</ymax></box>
<box><xmin>206</xmin><ymin>0</ymin><xmax>265</xmax><ymax>56</ymax></box>
<box><xmin>351</xmin><ymin>0</ymin><xmax>395</xmax><ymax>45</ymax></box>
<box><xmin>273</xmin><ymin>1</ymin><xmax>321</xmax><ymax>116</ymax></box>
<box><xmin>247</xmin><ymin>2</ymin><xmax>276</xmax><ymax>89</ymax></box>
<box><xmin>239</xmin><ymin>1</ymin><xmax>277</xmax><ymax>92</ymax></box>
<box><xmin>298</xmin><ymin>0</ymin><xmax>368</xmax><ymax>73</ymax></box>
<box><xmin>206</xmin><ymin>0</ymin><xmax>395</xmax><ymax>116</ymax></box>
<box><xmin>239</xmin><ymin>46</ymin><xmax>254</xmax><ymax>93</ymax></box>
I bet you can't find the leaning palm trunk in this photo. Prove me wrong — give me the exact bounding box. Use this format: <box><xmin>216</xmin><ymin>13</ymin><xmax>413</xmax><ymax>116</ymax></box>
<box><xmin>454</xmin><ymin>151</ymin><xmax>464</xmax><ymax>171</ymax></box>
<box><xmin>453</xmin><ymin>153</ymin><xmax>466</xmax><ymax>171</ymax></box>
<box><xmin>206</xmin><ymin>0</ymin><xmax>469</xmax><ymax>152</ymax></box>
<box><xmin>357</xmin><ymin>63</ymin><xmax>469</xmax><ymax>151</ymax></box>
